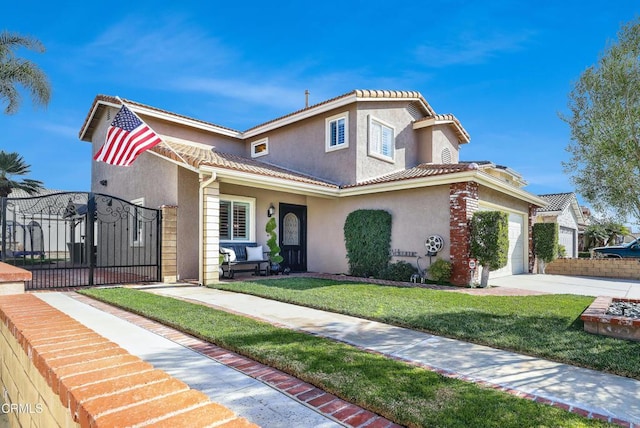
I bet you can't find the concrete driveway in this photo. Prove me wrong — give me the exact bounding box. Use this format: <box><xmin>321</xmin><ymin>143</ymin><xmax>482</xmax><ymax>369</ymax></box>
<box><xmin>490</xmin><ymin>274</ymin><xmax>640</xmax><ymax>298</ymax></box>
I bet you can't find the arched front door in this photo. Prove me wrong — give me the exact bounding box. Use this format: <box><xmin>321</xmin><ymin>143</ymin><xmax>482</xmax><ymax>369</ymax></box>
<box><xmin>279</xmin><ymin>203</ymin><xmax>307</xmax><ymax>272</ymax></box>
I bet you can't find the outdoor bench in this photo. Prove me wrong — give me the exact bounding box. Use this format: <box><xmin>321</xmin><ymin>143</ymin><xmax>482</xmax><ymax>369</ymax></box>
<box><xmin>220</xmin><ymin>242</ymin><xmax>270</xmax><ymax>278</ymax></box>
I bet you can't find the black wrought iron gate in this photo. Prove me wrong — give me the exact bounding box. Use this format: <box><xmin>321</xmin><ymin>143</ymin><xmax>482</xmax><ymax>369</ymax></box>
<box><xmin>0</xmin><ymin>192</ymin><xmax>161</xmax><ymax>290</ymax></box>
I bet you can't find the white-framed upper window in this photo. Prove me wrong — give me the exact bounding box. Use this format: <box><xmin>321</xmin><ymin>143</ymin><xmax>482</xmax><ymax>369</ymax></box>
<box><xmin>219</xmin><ymin>195</ymin><xmax>256</xmax><ymax>243</ymax></box>
<box><xmin>325</xmin><ymin>112</ymin><xmax>349</xmax><ymax>152</ymax></box>
<box><xmin>130</xmin><ymin>198</ymin><xmax>145</xmax><ymax>247</ymax></box>
<box><xmin>251</xmin><ymin>138</ymin><xmax>269</xmax><ymax>158</ymax></box>
<box><xmin>368</xmin><ymin>115</ymin><xmax>395</xmax><ymax>161</ymax></box>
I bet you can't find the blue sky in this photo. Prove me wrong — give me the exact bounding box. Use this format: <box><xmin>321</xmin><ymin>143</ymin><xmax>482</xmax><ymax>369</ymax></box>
<box><xmin>1</xmin><ymin>2</ymin><xmax>639</xmax><ymax>209</ymax></box>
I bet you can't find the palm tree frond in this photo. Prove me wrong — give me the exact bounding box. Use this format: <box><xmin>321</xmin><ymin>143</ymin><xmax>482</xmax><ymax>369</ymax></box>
<box><xmin>0</xmin><ymin>151</ymin><xmax>43</xmax><ymax>197</ymax></box>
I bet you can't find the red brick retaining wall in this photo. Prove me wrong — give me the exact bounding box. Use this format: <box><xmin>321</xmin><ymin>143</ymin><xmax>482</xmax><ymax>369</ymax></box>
<box><xmin>0</xmin><ymin>294</ymin><xmax>257</xmax><ymax>428</ymax></box>
<box><xmin>0</xmin><ymin>262</ymin><xmax>30</xmax><ymax>295</ymax></box>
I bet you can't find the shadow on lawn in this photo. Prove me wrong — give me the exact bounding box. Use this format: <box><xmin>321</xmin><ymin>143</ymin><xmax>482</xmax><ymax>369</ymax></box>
<box><xmin>401</xmin><ymin>310</ymin><xmax>640</xmax><ymax>380</ymax></box>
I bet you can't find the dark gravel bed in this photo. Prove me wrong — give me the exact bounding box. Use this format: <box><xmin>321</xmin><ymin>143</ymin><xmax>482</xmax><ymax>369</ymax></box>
<box><xmin>606</xmin><ymin>301</ymin><xmax>640</xmax><ymax>319</ymax></box>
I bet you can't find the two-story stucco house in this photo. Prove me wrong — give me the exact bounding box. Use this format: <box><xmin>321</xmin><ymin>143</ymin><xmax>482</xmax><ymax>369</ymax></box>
<box><xmin>79</xmin><ymin>90</ymin><xmax>546</xmax><ymax>286</ymax></box>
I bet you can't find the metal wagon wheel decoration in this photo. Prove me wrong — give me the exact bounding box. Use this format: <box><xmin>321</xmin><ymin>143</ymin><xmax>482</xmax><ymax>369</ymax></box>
<box><xmin>425</xmin><ymin>235</ymin><xmax>444</xmax><ymax>254</ymax></box>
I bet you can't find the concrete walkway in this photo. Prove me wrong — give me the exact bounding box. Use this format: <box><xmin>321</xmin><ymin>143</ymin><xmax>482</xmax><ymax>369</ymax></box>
<box><xmin>36</xmin><ymin>292</ymin><xmax>345</xmax><ymax>428</ymax></box>
<box><xmin>145</xmin><ymin>285</ymin><xmax>640</xmax><ymax>426</ymax></box>
<box><xmin>490</xmin><ymin>273</ymin><xmax>640</xmax><ymax>298</ymax></box>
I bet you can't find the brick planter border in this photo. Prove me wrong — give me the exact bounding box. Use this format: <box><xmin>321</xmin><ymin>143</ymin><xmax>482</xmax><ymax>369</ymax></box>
<box><xmin>581</xmin><ymin>296</ymin><xmax>640</xmax><ymax>341</ymax></box>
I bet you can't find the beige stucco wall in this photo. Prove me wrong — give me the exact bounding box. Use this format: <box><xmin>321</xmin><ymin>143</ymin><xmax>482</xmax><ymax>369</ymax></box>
<box><xmin>415</xmin><ymin>126</ymin><xmax>460</xmax><ymax>165</ymax></box>
<box><xmin>146</xmin><ymin>115</ymin><xmax>245</xmax><ymax>156</ymax></box>
<box><xmin>243</xmin><ymin>106</ymin><xmax>358</xmax><ymax>185</ymax></box>
<box><xmin>431</xmin><ymin>125</ymin><xmax>460</xmax><ymax>164</ymax></box>
<box><xmin>91</xmin><ymin>108</ymin><xmax>180</xmax><ymax>207</ymax></box>
<box><xmin>217</xmin><ymin>183</ymin><xmax>450</xmax><ymax>276</ymax></box>
<box><xmin>218</xmin><ymin>183</ymin><xmax>308</xmax><ymax>249</ymax></box>
<box><xmin>355</xmin><ymin>101</ymin><xmax>420</xmax><ymax>182</ymax></box>
<box><xmin>307</xmin><ymin>186</ymin><xmax>451</xmax><ymax>274</ymax></box>
<box><xmin>479</xmin><ymin>187</ymin><xmax>531</xmax><ymax>214</ymax></box>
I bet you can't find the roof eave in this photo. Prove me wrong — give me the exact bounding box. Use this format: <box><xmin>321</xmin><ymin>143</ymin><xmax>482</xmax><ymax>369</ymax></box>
<box><xmin>412</xmin><ymin>117</ymin><xmax>471</xmax><ymax>144</ymax></box>
<box><xmin>79</xmin><ymin>97</ymin><xmax>243</xmax><ymax>143</ymax></box>
<box><xmin>243</xmin><ymin>90</ymin><xmax>436</xmax><ymax>138</ymax></box>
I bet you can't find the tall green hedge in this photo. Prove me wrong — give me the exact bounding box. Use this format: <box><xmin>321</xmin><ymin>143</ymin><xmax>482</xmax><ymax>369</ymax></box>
<box><xmin>470</xmin><ymin>211</ymin><xmax>509</xmax><ymax>270</ymax></box>
<box><xmin>533</xmin><ymin>223</ymin><xmax>558</xmax><ymax>263</ymax></box>
<box><xmin>344</xmin><ymin>210</ymin><xmax>392</xmax><ymax>277</ymax></box>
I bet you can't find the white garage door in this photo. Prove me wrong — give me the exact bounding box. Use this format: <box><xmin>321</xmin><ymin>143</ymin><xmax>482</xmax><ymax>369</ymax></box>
<box><xmin>559</xmin><ymin>227</ymin><xmax>575</xmax><ymax>258</ymax></box>
<box><xmin>487</xmin><ymin>212</ymin><xmax>526</xmax><ymax>279</ymax></box>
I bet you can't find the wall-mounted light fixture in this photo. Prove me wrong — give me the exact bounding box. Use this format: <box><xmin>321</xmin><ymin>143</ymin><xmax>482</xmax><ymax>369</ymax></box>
<box><xmin>99</xmin><ymin>180</ymin><xmax>108</xmax><ymax>186</ymax></box>
<box><xmin>267</xmin><ymin>203</ymin><xmax>275</xmax><ymax>218</ymax></box>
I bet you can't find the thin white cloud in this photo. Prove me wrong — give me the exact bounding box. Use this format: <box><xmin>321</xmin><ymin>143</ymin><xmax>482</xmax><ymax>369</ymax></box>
<box><xmin>76</xmin><ymin>16</ymin><xmax>234</xmax><ymax>76</ymax></box>
<box><xmin>38</xmin><ymin>122</ymin><xmax>78</xmax><ymax>138</ymax></box>
<box><xmin>172</xmin><ymin>77</ymin><xmax>307</xmax><ymax>110</ymax></box>
<box><xmin>415</xmin><ymin>30</ymin><xmax>536</xmax><ymax>67</ymax></box>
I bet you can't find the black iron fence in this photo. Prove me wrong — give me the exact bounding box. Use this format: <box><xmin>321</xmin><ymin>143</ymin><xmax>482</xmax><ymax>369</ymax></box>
<box><xmin>0</xmin><ymin>192</ymin><xmax>161</xmax><ymax>290</ymax></box>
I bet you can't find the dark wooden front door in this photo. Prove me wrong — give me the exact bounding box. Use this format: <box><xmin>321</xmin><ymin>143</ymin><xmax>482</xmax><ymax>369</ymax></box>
<box><xmin>279</xmin><ymin>203</ymin><xmax>307</xmax><ymax>272</ymax></box>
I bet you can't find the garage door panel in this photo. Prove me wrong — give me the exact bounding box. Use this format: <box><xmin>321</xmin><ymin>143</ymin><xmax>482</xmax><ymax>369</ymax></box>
<box><xmin>559</xmin><ymin>227</ymin><xmax>575</xmax><ymax>258</ymax></box>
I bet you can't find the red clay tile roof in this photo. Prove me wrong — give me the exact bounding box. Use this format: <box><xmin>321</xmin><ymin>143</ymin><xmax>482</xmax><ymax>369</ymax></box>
<box><xmin>243</xmin><ymin>89</ymin><xmax>436</xmax><ymax>133</ymax></box>
<box><xmin>343</xmin><ymin>163</ymin><xmax>478</xmax><ymax>188</ymax></box>
<box><xmin>152</xmin><ymin>140</ymin><xmax>478</xmax><ymax>190</ymax></box>
<box><xmin>80</xmin><ymin>90</ymin><xmax>438</xmax><ymax>141</ymax></box>
<box><xmin>414</xmin><ymin>113</ymin><xmax>470</xmax><ymax>143</ymax></box>
<box><xmin>151</xmin><ymin>141</ymin><xmax>338</xmax><ymax>188</ymax></box>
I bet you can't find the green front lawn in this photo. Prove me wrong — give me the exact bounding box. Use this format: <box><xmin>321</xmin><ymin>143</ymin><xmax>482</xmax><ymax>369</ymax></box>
<box><xmin>79</xmin><ymin>287</ymin><xmax>611</xmax><ymax>428</ymax></box>
<box><xmin>212</xmin><ymin>277</ymin><xmax>640</xmax><ymax>380</ymax></box>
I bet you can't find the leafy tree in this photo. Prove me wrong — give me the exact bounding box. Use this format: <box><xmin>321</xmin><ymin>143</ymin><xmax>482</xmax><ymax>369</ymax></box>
<box><xmin>0</xmin><ymin>31</ymin><xmax>51</xmax><ymax>114</ymax></box>
<box><xmin>470</xmin><ymin>211</ymin><xmax>509</xmax><ymax>288</ymax></box>
<box><xmin>0</xmin><ymin>151</ymin><xmax>44</xmax><ymax>197</ymax></box>
<box><xmin>562</xmin><ymin>18</ymin><xmax>640</xmax><ymax>222</ymax></box>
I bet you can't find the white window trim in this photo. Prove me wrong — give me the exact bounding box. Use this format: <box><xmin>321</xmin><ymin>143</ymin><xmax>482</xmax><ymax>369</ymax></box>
<box><xmin>251</xmin><ymin>138</ymin><xmax>269</xmax><ymax>158</ymax></box>
<box><xmin>219</xmin><ymin>194</ymin><xmax>256</xmax><ymax>243</ymax></box>
<box><xmin>368</xmin><ymin>115</ymin><xmax>395</xmax><ymax>162</ymax></box>
<box><xmin>325</xmin><ymin>111</ymin><xmax>349</xmax><ymax>152</ymax></box>
<box><xmin>130</xmin><ymin>198</ymin><xmax>145</xmax><ymax>247</ymax></box>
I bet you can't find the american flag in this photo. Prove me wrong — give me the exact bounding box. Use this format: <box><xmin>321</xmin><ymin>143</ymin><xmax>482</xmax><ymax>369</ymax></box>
<box><xmin>93</xmin><ymin>104</ymin><xmax>163</xmax><ymax>166</ymax></box>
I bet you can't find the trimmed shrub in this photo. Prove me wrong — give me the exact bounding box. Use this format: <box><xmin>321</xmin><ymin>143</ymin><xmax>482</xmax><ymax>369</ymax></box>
<box><xmin>265</xmin><ymin>217</ymin><xmax>284</xmax><ymax>264</ymax></box>
<box><xmin>533</xmin><ymin>223</ymin><xmax>558</xmax><ymax>263</ymax></box>
<box><xmin>344</xmin><ymin>210</ymin><xmax>392</xmax><ymax>278</ymax></box>
<box><xmin>470</xmin><ymin>211</ymin><xmax>509</xmax><ymax>287</ymax></box>
<box><xmin>428</xmin><ymin>259</ymin><xmax>452</xmax><ymax>283</ymax></box>
<box><xmin>380</xmin><ymin>261</ymin><xmax>418</xmax><ymax>282</ymax></box>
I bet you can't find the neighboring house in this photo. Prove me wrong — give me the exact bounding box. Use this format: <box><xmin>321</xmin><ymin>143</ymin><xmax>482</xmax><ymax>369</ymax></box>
<box><xmin>535</xmin><ymin>192</ymin><xmax>585</xmax><ymax>258</ymax></box>
<box><xmin>79</xmin><ymin>90</ymin><xmax>546</xmax><ymax>286</ymax></box>
<box><xmin>2</xmin><ymin>188</ymin><xmax>84</xmax><ymax>259</ymax></box>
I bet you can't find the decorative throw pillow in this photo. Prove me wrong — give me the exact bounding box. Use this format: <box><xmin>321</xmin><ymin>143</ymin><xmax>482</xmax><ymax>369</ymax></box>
<box><xmin>220</xmin><ymin>247</ymin><xmax>236</xmax><ymax>262</ymax></box>
<box><xmin>246</xmin><ymin>245</ymin><xmax>264</xmax><ymax>261</ymax></box>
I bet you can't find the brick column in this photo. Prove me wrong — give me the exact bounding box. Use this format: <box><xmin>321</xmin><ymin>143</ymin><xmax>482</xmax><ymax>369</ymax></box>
<box><xmin>161</xmin><ymin>205</ymin><xmax>177</xmax><ymax>283</ymax></box>
<box><xmin>449</xmin><ymin>182</ymin><xmax>479</xmax><ymax>286</ymax></box>
<box><xmin>202</xmin><ymin>182</ymin><xmax>220</xmax><ymax>285</ymax></box>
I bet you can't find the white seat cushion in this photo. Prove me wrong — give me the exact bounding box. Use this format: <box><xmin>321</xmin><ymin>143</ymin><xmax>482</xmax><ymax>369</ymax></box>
<box><xmin>246</xmin><ymin>245</ymin><xmax>264</xmax><ymax>261</ymax></box>
<box><xmin>220</xmin><ymin>247</ymin><xmax>236</xmax><ymax>262</ymax></box>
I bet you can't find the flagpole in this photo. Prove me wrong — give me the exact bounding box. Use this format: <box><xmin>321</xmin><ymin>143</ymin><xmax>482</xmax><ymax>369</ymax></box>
<box><xmin>115</xmin><ymin>96</ymin><xmax>191</xmax><ymax>167</ymax></box>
